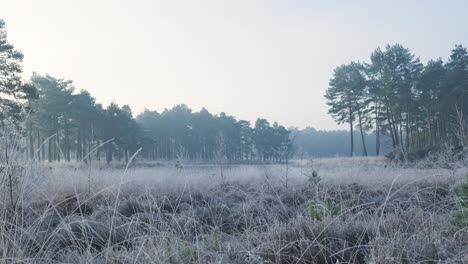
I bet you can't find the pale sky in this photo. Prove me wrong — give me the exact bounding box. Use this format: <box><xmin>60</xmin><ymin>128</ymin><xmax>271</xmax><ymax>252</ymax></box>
<box><xmin>1</xmin><ymin>0</ymin><xmax>467</xmax><ymax>130</ymax></box>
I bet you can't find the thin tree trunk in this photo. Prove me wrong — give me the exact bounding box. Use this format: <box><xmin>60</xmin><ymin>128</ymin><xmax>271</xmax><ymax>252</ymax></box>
<box><xmin>399</xmin><ymin>120</ymin><xmax>404</xmax><ymax>152</ymax></box>
<box><xmin>375</xmin><ymin>103</ymin><xmax>380</xmax><ymax>156</ymax></box>
<box><xmin>391</xmin><ymin>111</ymin><xmax>400</xmax><ymax>147</ymax></box>
<box><xmin>349</xmin><ymin>108</ymin><xmax>354</xmax><ymax>157</ymax></box>
<box><xmin>386</xmin><ymin>107</ymin><xmax>396</xmax><ymax>148</ymax></box>
<box><xmin>48</xmin><ymin>135</ymin><xmax>52</xmax><ymax>163</ymax></box>
<box><xmin>405</xmin><ymin>113</ymin><xmax>410</xmax><ymax>152</ymax></box>
<box><xmin>29</xmin><ymin>124</ymin><xmax>34</xmax><ymax>160</ymax></box>
<box><xmin>358</xmin><ymin>111</ymin><xmax>368</xmax><ymax>156</ymax></box>
<box><xmin>106</xmin><ymin>144</ymin><xmax>112</xmax><ymax>164</ymax></box>
<box><xmin>65</xmin><ymin>125</ymin><xmax>70</xmax><ymax>162</ymax></box>
<box><xmin>96</xmin><ymin>139</ymin><xmax>101</xmax><ymax>161</ymax></box>
<box><xmin>82</xmin><ymin>129</ymin><xmax>87</xmax><ymax>164</ymax></box>
<box><xmin>77</xmin><ymin>127</ymin><xmax>82</xmax><ymax>162</ymax></box>
<box><xmin>55</xmin><ymin>134</ymin><xmax>60</xmax><ymax>162</ymax></box>
<box><xmin>41</xmin><ymin>133</ymin><xmax>45</xmax><ymax>161</ymax></box>
<box><xmin>37</xmin><ymin>130</ymin><xmax>41</xmax><ymax>161</ymax></box>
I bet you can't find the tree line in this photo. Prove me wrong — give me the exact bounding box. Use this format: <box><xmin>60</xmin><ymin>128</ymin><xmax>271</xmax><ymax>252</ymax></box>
<box><xmin>291</xmin><ymin>127</ymin><xmax>392</xmax><ymax>158</ymax></box>
<box><xmin>326</xmin><ymin>44</ymin><xmax>468</xmax><ymax>157</ymax></box>
<box><xmin>25</xmin><ymin>77</ymin><xmax>292</xmax><ymax>163</ymax></box>
<box><xmin>0</xmin><ymin>19</ymin><xmax>292</xmax><ymax>164</ymax></box>
<box><xmin>137</xmin><ymin>107</ymin><xmax>291</xmax><ymax>161</ymax></box>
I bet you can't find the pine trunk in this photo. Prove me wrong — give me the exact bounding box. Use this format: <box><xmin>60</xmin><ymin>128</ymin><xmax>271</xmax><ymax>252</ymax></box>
<box><xmin>349</xmin><ymin>108</ymin><xmax>354</xmax><ymax>157</ymax></box>
<box><xmin>358</xmin><ymin>111</ymin><xmax>368</xmax><ymax>156</ymax></box>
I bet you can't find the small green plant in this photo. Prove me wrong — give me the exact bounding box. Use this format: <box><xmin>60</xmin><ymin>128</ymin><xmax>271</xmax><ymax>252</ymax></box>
<box><xmin>164</xmin><ymin>236</ymin><xmax>196</xmax><ymax>264</ymax></box>
<box><xmin>164</xmin><ymin>236</ymin><xmax>177</xmax><ymax>264</ymax></box>
<box><xmin>181</xmin><ymin>247</ymin><xmax>194</xmax><ymax>262</ymax></box>
<box><xmin>210</xmin><ymin>226</ymin><xmax>221</xmax><ymax>252</ymax></box>
<box><xmin>451</xmin><ymin>175</ymin><xmax>468</xmax><ymax>228</ymax></box>
<box><xmin>308</xmin><ymin>196</ymin><xmax>339</xmax><ymax>222</ymax></box>
<box><xmin>308</xmin><ymin>206</ymin><xmax>322</xmax><ymax>221</ymax></box>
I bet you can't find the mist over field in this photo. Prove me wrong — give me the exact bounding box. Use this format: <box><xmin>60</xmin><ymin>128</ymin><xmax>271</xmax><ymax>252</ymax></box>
<box><xmin>1</xmin><ymin>1</ymin><xmax>468</xmax><ymax>263</ymax></box>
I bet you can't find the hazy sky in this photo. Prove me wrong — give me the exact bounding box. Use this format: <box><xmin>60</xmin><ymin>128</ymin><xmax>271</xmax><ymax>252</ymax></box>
<box><xmin>1</xmin><ymin>0</ymin><xmax>467</xmax><ymax>130</ymax></box>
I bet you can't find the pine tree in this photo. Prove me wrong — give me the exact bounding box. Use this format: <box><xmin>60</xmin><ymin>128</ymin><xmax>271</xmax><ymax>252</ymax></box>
<box><xmin>0</xmin><ymin>19</ymin><xmax>37</xmax><ymax>124</ymax></box>
<box><xmin>325</xmin><ymin>63</ymin><xmax>365</xmax><ymax>157</ymax></box>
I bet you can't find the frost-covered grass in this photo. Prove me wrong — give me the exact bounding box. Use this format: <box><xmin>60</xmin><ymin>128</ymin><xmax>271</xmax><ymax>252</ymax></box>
<box><xmin>1</xmin><ymin>157</ymin><xmax>468</xmax><ymax>263</ymax></box>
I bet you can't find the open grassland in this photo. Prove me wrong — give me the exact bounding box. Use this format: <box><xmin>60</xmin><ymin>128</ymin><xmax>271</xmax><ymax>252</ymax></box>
<box><xmin>1</xmin><ymin>157</ymin><xmax>468</xmax><ymax>263</ymax></box>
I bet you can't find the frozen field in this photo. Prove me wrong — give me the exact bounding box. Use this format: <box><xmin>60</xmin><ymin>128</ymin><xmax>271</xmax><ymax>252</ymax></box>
<box><xmin>1</xmin><ymin>157</ymin><xmax>468</xmax><ymax>263</ymax></box>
